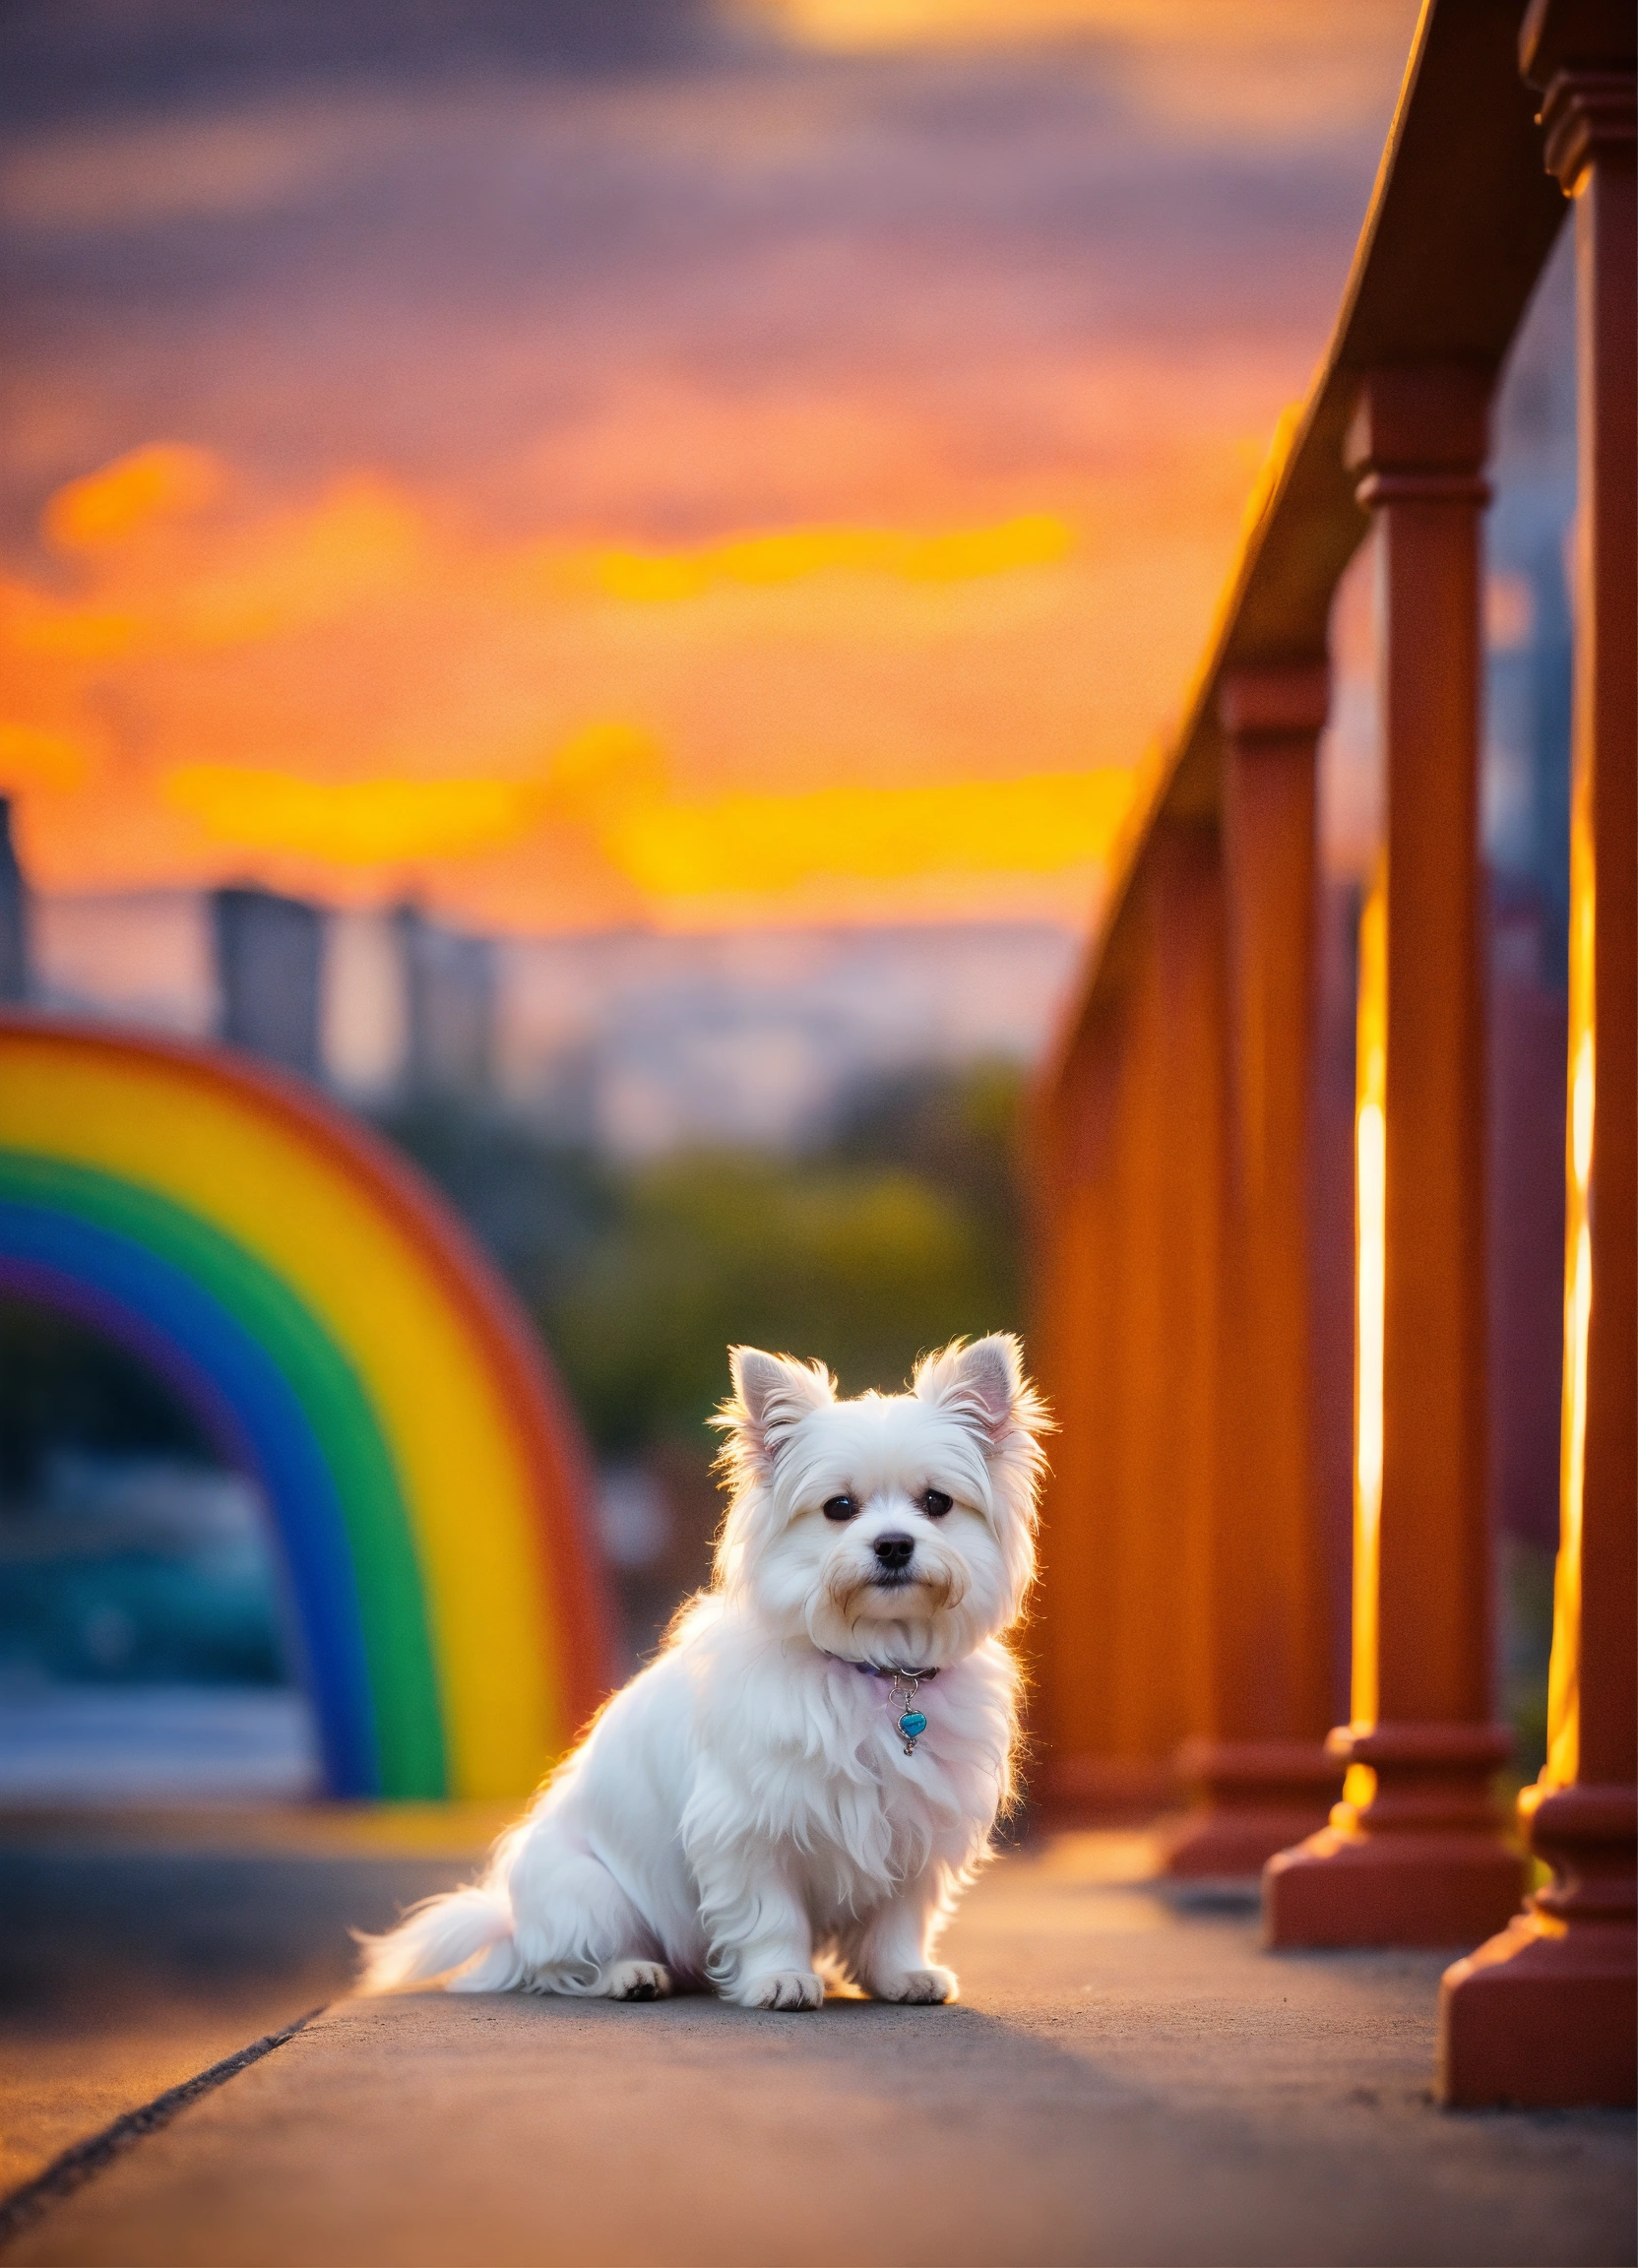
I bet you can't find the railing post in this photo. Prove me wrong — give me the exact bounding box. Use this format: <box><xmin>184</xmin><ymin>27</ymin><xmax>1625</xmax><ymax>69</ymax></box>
<box><xmin>1264</xmin><ymin>365</ymin><xmax>1524</xmax><ymax>1945</ymax></box>
<box><xmin>1163</xmin><ymin>662</ymin><xmax>1342</xmax><ymax>1875</ymax></box>
<box><xmin>1035</xmin><ymin>823</ymin><xmax>1222</xmax><ymax>1820</ymax></box>
<box><xmin>1032</xmin><ymin>1003</ymin><xmax>1132</xmax><ymax>1810</ymax></box>
<box><xmin>1439</xmin><ymin>3</ymin><xmax>1636</xmax><ymax>2106</ymax></box>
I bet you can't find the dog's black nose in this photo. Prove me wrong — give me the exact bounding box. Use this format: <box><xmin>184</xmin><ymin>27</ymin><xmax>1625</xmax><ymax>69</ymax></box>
<box><xmin>873</xmin><ymin>1533</ymin><xmax>914</xmax><ymax>1571</ymax></box>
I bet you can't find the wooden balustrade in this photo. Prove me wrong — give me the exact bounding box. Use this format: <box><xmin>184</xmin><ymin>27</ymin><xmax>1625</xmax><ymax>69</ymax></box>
<box><xmin>1438</xmin><ymin>0</ymin><xmax>1636</xmax><ymax>2109</ymax></box>
<box><xmin>1162</xmin><ymin>661</ymin><xmax>1341</xmax><ymax>1876</ymax></box>
<box><xmin>1263</xmin><ymin>365</ymin><xmax>1524</xmax><ymax>1945</ymax></box>
<box><xmin>1032</xmin><ymin>822</ymin><xmax>1222</xmax><ymax>1819</ymax></box>
<box><xmin>1032</xmin><ymin>0</ymin><xmax>1633</xmax><ymax>2104</ymax></box>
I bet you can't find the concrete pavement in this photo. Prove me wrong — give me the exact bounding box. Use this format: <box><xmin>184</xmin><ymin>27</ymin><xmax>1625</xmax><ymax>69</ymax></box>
<box><xmin>2</xmin><ymin>1825</ymin><xmax>1631</xmax><ymax>2266</ymax></box>
<box><xmin>0</xmin><ymin>1806</ymin><xmax>500</xmax><ymax>2197</ymax></box>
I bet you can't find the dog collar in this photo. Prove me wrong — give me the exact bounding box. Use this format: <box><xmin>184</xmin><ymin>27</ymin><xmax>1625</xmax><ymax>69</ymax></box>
<box><xmin>822</xmin><ymin>1653</ymin><xmax>936</xmax><ymax>1756</ymax></box>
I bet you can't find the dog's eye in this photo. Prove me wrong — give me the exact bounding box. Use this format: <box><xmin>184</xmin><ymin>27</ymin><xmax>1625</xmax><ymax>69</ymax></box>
<box><xmin>822</xmin><ymin>1495</ymin><xmax>858</xmax><ymax>1521</ymax></box>
<box><xmin>921</xmin><ymin>1489</ymin><xmax>953</xmax><ymax>1518</ymax></box>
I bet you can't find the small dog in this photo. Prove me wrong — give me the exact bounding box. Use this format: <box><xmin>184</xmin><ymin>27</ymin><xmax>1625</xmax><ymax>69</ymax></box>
<box><xmin>357</xmin><ymin>1334</ymin><xmax>1047</xmax><ymax>2011</ymax></box>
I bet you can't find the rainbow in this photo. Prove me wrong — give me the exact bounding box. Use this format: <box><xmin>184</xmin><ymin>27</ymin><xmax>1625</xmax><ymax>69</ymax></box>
<box><xmin>0</xmin><ymin>1018</ymin><xmax>613</xmax><ymax>1799</ymax></box>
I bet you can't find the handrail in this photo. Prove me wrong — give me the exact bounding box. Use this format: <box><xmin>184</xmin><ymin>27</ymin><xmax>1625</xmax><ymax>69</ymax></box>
<box><xmin>1040</xmin><ymin>0</ymin><xmax>1565</xmax><ymax>1099</ymax></box>
<box><xmin>1030</xmin><ymin>0</ymin><xmax>1636</xmax><ymax>2112</ymax></box>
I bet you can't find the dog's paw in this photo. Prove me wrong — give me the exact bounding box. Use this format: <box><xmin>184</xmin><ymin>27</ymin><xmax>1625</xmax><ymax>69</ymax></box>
<box><xmin>867</xmin><ymin>1966</ymin><xmax>957</xmax><ymax>2004</ymax></box>
<box><xmin>739</xmin><ymin>1968</ymin><xmax>824</xmax><ymax>2012</ymax></box>
<box><xmin>603</xmin><ymin>1959</ymin><xmax>672</xmax><ymax>2001</ymax></box>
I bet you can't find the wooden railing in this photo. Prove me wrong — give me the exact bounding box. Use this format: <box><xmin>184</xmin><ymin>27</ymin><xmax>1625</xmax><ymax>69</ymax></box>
<box><xmin>1028</xmin><ymin>0</ymin><xmax>1633</xmax><ymax>2110</ymax></box>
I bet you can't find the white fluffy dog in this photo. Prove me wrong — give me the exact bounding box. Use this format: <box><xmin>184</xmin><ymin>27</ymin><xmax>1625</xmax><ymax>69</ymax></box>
<box><xmin>358</xmin><ymin>1334</ymin><xmax>1047</xmax><ymax>2011</ymax></box>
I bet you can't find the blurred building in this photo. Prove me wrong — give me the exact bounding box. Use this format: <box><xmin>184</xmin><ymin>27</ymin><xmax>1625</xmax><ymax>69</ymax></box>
<box><xmin>495</xmin><ymin>922</ymin><xmax>1080</xmax><ymax>1155</ymax></box>
<box><xmin>28</xmin><ymin>885</ymin><xmax>1081</xmax><ymax>1154</ymax></box>
<box><xmin>321</xmin><ymin>907</ymin><xmax>410</xmax><ymax>1099</ymax></box>
<box><xmin>213</xmin><ymin>886</ymin><xmax>324</xmax><ymax>1077</ymax></box>
<box><xmin>0</xmin><ymin>798</ymin><xmax>27</xmax><ymax>1004</ymax></box>
<box><xmin>31</xmin><ymin>889</ymin><xmax>215</xmax><ymax>1036</ymax></box>
<box><xmin>398</xmin><ymin>906</ymin><xmax>496</xmax><ymax>1100</ymax></box>
<box><xmin>1482</xmin><ymin>238</ymin><xmax>1576</xmax><ymax>977</ymax></box>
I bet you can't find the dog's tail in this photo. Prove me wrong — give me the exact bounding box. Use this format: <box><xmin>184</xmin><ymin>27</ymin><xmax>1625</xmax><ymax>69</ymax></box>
<box><xmin>354</xmin><ymin>1884</ymin><xmax>522</xmax><ymax>1995</ymax></box>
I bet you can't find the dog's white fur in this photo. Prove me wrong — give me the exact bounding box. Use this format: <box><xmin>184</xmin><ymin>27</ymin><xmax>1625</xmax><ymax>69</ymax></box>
<box><xmin>356</xmin><ymin>1334</ymin><xmax>1048</xmax><ymax>2011</ymax></box>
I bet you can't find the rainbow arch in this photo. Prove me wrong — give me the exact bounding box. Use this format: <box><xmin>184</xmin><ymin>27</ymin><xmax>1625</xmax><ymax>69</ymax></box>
<box><xmin>0</xmin><ymin>1018</ymin><xmax>614</xmax><ymax>1799</ymax></box>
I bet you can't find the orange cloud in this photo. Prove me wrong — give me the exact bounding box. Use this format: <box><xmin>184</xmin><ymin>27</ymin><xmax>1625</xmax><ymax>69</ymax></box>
<box><xmin>43</xmin><ymin>441</ymin><xmax>224</xmax><ymax>550</ymax></box>
<box><xmin>1</xmin><ymin>411</ymin><xmax>1263</xmax><ymax>926</ymax></box>
<box><xmin>163</xmin><ymin>724</ymin><xmax>671</xmax><ymax>866</ymax></box>
<box><xmin>164</xmin><ymin>766</ymin><xmax>554</xmax><ymax>864</ymax></box>
<box><xmin>590</xmin><ymin>514</ymin><xmax>1074</xmax><ymax>602</ymax></box>
<box><xmin>159</xmin><ymin>726</ymin><xmax>1134</xmax><ymax>901</ymax></box>
<box><xmin>610</xmin><ymin>767</ymin><xmax>1133</xmax><ymax>895</ymax></box>
<box><xmin>0</xmin><ymin>0</ymin><xmax>1419</xmax><ymax>938</ymax></box>
<box><xmin>12</xmin><ymin>466</ymin><xmax>424</xmax><ymax>661</ymax></box>
<box><xmin>0</xmin><ymin>723</ymin><xmax>93</xmax><ymax>791</ymax></box>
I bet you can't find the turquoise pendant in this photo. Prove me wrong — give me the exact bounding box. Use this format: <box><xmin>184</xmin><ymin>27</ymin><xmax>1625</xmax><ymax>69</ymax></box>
<box><xmin>889</xmin><ymin>1670</ymin><xmax>929</xmax><ymax>1756</ymax></box>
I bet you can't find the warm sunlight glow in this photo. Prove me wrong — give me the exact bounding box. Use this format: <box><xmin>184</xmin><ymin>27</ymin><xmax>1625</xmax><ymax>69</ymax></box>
<box><xmin>1570</xmin><ymin>1027</ymin><xmax>1594</xmax><ymax>1190</ymax></box>
<box><xmin>746</xmin><ymin>0</ymin><xmax>1147</xmax><ymax>44</ymax></box>
<box><xmin>1545</xmin><ymin>813</ymin><xmax>1596</xmax><ymax>1791</ymax></box>
<box><xmin>745</xmin><ymin>0</ymin><xmax>1403</xmax><ymax>53</ymax></box>
<box><xmin>1351</xmin><ymin>872</ymin><xmax>1387</xmax><ymax>1733</ymax></box>
<box><xmin>740</xmin><ymin>0</ymin><xmax>1424</xmax><ymax>146</ymax></box>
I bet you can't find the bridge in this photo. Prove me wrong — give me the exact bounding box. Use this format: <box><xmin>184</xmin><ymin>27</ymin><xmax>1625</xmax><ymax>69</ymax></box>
<box><xmin>0</xmin><ymin>2</ymin><xmax>1632</xmax><ymax>2261</ymax></box>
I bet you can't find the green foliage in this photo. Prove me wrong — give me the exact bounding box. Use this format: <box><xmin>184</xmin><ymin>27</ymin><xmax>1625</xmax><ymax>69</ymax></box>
<box><xmin>373</xmin><ymin>1062</ymin><xmax>1027</xmax><ymax>1458</ymax></box>
<box><xmin>830</xmin><ymin>1057</ymin><xmax>1024</xmax><ymax>1289</ymax></box>
<box><xmin>546</xmin><ymin>1062</ymin><xmax>1027</xmax><ymax>1453</ymax></box>
<box><xmin>370</xmin><ymin>1096</ymin><xmax>617</xmax><ymax>1313</ymax></box>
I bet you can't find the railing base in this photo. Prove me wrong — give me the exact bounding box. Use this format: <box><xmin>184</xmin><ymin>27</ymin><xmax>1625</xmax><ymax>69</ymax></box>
<box><xmin>1163</xmin><ymin>1809</ymin><xmax>1337</xmax><ymax>1879</ymax></box>
<box><xmin>1438</xmin><ymin>1781</ymin><xmax>1638</xmax><ymax>2108</ymax></box>
<box><xmin>1262</xmin><ymin>1722</ymin><xmax>1525</xmax><ymax>1947</ymax></box>
<box><xmin>1161</xmin><ymin>1740</ymin><xmax>1343</xmax><ymax>1878</ymax></box>
<box><xmin>1034</xmin><ymin>1754</ymin><xmax>1179</xmax><ymax>1826</ymax></box>
<box><xmin>1263</xmin><ymin>1823</ymin><xmax>1525</xmax><ymax>1948</ymax></box>
<box><xmin>1438</xmin><ymin>1913</ymin><xmax>1637</xmax><ymax>2107</ymax></box>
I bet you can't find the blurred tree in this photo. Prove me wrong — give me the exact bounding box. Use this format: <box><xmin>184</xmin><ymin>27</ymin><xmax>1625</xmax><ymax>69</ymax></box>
<box><xmin>370</xmin><ymin>1097</ymin><xmax>617</xmax><ymax>1313</ymax></box>
<box><xmin>369</xmin><ymin>1065</ymin><xmax>1025</xmax><ymax>1459</ymax></box>
<box><xmin>829</xmin><ymin>1057</ymin><xmax>1024</xmax><ymax>1282</ymax></box>
<box><xmin>373</xmin><ymin>1064</ymin><xmax>1029</xmax><ymax>1662</ymax></box>
<box><xmin>546</xmin><ymin>1061</ymin><xmax>1027</xmax><ymax>1454</ymax></box>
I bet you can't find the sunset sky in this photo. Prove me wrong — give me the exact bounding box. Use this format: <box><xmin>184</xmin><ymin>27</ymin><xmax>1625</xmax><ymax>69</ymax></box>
<box><xmin>0</xmin><ymin>0</ymin><xmax>1419</xmax><ymax>935</ymax></box>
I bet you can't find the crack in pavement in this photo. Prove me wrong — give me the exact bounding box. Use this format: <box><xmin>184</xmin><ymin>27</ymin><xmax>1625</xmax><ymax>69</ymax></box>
<box><xmin>0</xmin><ymin>2009</ymin><xmax>326</xmax><ymax>2255</ymax></box>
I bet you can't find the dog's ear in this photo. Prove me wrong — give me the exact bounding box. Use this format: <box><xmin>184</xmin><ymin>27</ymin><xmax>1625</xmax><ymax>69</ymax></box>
<box><xmin>914</xmin><ymin>1334</ymin><xmax>1044</xmax><ymax>1451</ymax></box>
<box><xmin>718</xmin><ymin>1347</ymin><xmax>836</xmax><ymax>1474</ymax></box>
